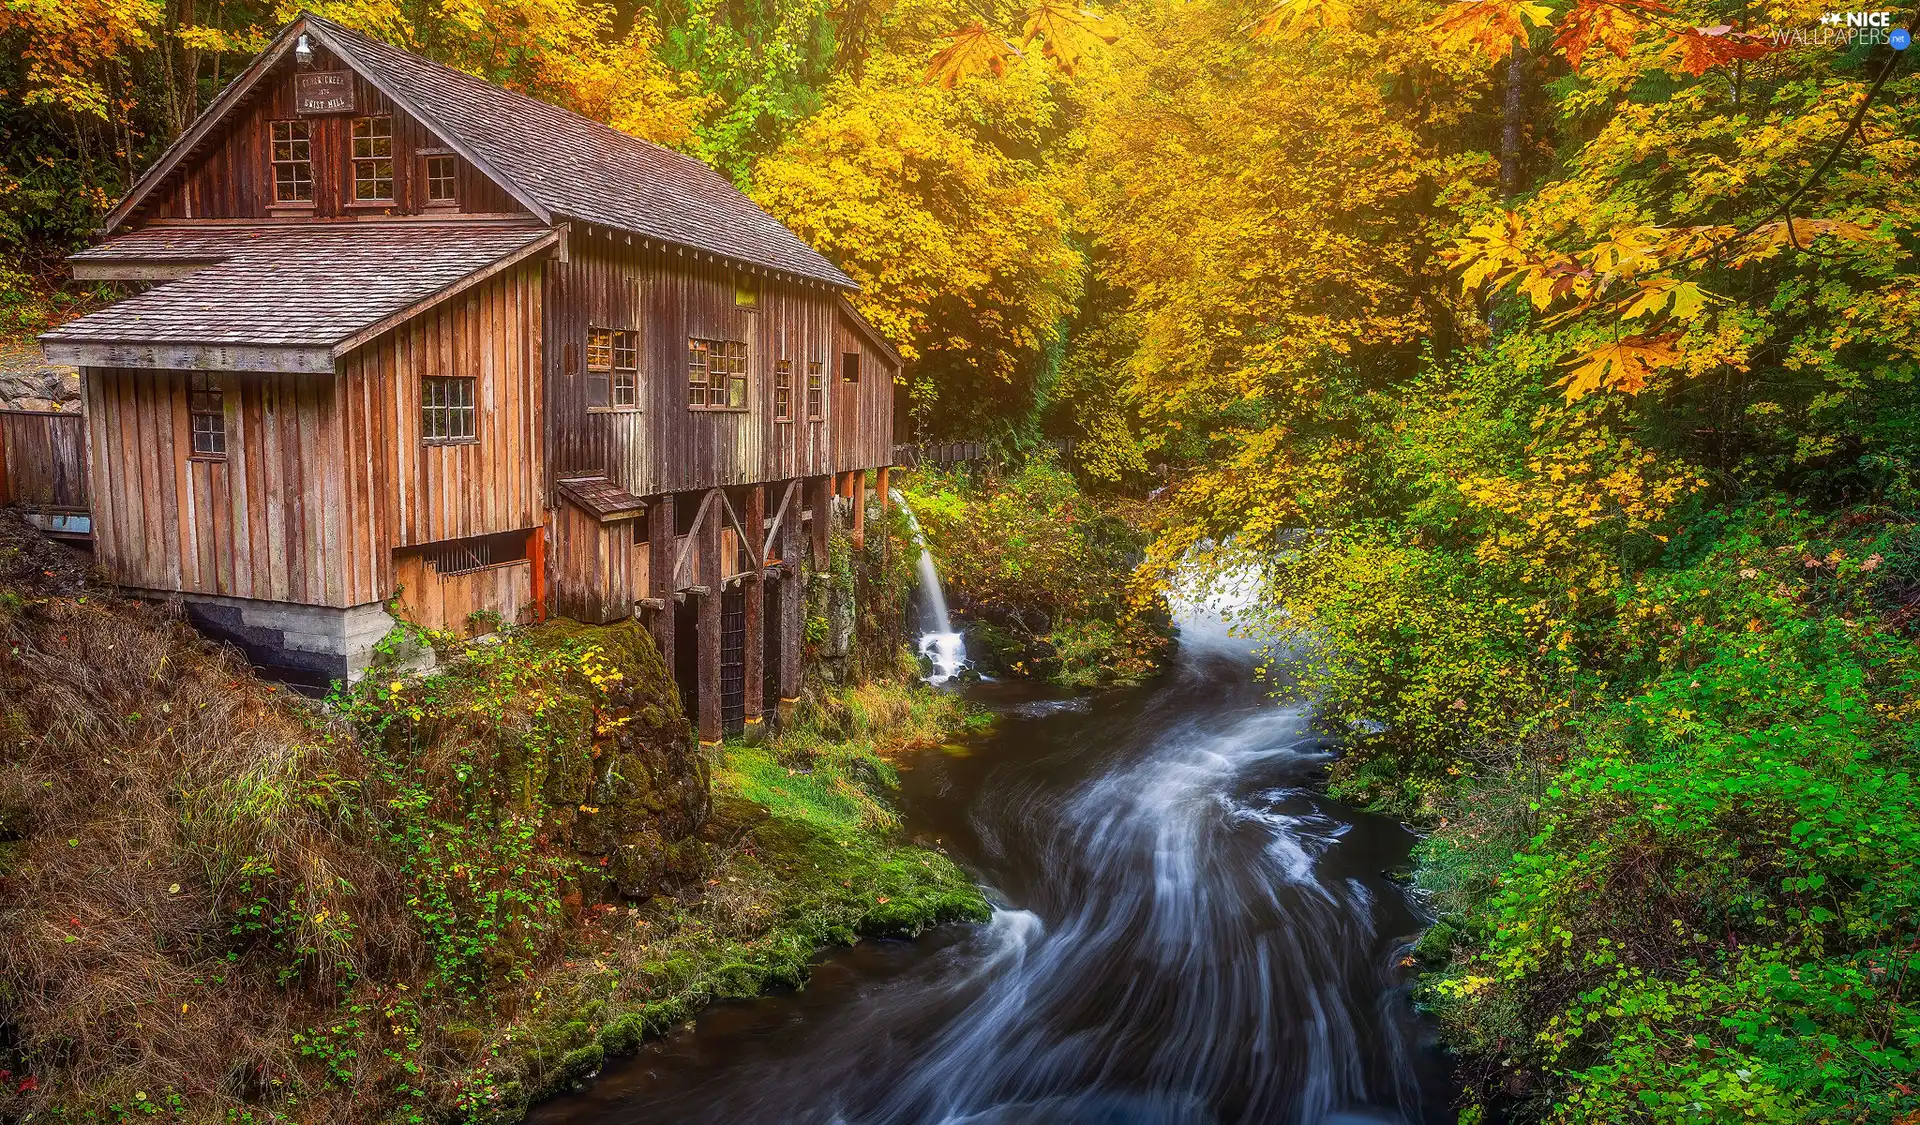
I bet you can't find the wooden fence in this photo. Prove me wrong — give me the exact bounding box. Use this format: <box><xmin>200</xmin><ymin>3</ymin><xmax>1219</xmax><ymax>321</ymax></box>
<box><xmin>0</xmin><ymin>409</ymin><xmax>89</xmax><ymax>509</ymax></box>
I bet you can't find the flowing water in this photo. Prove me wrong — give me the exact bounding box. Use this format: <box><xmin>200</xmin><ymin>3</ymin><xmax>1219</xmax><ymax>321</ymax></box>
<box><xmin>896</xmin><ymin>492</ymin><xmax>968</xmax><ymax>684</ymax></box>
<box><xmin>531</xmin><ymin>577</ymin><xmax>1451</xmax><ymax>1125</ymax></box>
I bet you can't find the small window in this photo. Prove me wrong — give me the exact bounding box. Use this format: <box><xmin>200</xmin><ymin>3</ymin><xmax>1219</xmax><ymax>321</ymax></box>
<box><xmin>735</xmin><ymin>278</ymin><xmax>759</xmax><ymax>309</ymax></box>
<box><xmin>688</xmin><ymin>338</ymin><xmax>747</xmax><ymax>410</ymax></box>
<box><xmin>841</xmin><ymin>351</ymin><xmax>861</xmax><ymax>383</ymax></box>
<box><xmin>188</xmin><ymin>373</ymin><xmax>225</xmax><ymax>457</ymax></box>
<box><xmin>586</xmin><ymin>327</ymin><xmax>638</xmax><ymax>409</ymax></box>
<box><xmin>773</xmin><ymin>359</ymin><xmax>794</xmax><ymax>422</ymax></box>
<box><xmin>426</xmin><ymin>154</ymin><xmax>456</xmax><ymax>203</ymax></box>
<box><xmin>270</xmin><ymin>121</ymin><xmax>312</xmax><ymax>203</ymax></box>
<box><xmin>351</xmin><ymin>116</ymin><xmax>394</xmax><ymax>202</ymax></box>
<box><xmin>422</xmin><ymin>376</ymin><xmax>475</xmax><ymax>443</ymax></box>
<box><xmin>805</xmin><ymin>360</ymin><xmax>825</xmax><ymax>421</ymax></box>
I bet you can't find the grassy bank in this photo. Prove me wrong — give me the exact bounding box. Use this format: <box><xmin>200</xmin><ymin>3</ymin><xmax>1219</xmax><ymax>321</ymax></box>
<box><xmin>0</xmin><ymin>512</ymin><xmax>986</xmax><ymax>1123</ymax></box>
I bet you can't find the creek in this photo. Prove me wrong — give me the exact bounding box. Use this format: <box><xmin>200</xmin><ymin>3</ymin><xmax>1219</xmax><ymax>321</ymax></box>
<box><xmin>531</xmin><ymin>579</ymin><xmax>1453</xmax><ymax>1125</ymax></box>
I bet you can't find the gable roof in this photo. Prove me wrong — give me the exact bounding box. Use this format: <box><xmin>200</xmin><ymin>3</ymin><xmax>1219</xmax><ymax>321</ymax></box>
<box><xmin>104</xmin><ymin>13</ymin><xmax>858</xmax><ymax>291</ymax></box>
<box><xmin>42</xmin><ymin>223</ymin><xmax>557</xmax><ymax>373</ymax></box>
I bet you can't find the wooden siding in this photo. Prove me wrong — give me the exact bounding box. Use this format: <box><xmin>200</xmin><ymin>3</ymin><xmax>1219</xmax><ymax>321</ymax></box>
<box><xmin>85</xmin><ymin>367</ymin><xmax>352</xmax><ymax>603</ymax></box>
<box><xmin>83</xmin><ymin>259</ymin><xmax>544</xmax><ymax>608</ymax></box>
<box><xmin>549</xmin><ymin>500</ymin><xmax>638</xmax><ymax>624</ymax></box>
<box><xmin>338</xmin><ymin>259</ymin><xmax>547</xmax><ymax>602</ymax></box>
<box><xmin>545</xmin><ymin>232</ymin><xmax>897</xmax><ymax>501</ymax></box>
<box><xmin>0</xmin><ymin>410</ymin><xmax>88</xmax><ymax>508</ymax></box>
<box><xmin>392</xmin><ymin>551</ymin><xmax>534</xmax><ymax>633</ymax></box>
<box><xmin>146</xmin><ymin>43</ymin><xmax>521</xmax><ymax>224</ymax></box>
<box><xmin>833</xmin><ymin>310</ymin><xmax>897</xmax><ymax>474</ymax></box>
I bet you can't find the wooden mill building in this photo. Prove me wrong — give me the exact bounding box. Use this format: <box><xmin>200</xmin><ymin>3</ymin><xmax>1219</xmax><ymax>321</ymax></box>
<box><xmin>37</xmin><ymin>12</ymin><xmax>900</xmax><ymax>742</ymax></box>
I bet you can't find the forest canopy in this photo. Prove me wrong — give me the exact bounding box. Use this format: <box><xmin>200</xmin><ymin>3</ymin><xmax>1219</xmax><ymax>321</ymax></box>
<box><xmin>3</xmin><ymin>0</ymin><xmax>1918</xmax><ymax>1117</ymax></box>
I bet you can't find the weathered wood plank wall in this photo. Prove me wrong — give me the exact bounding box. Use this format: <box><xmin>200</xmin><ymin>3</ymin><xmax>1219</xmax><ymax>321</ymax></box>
<box><xmin>147</xmin><ymin>44</ymin><xmax>521</xmax><ymax>224</ymax></box>
<box><xmin>546</xmin><ymin>233</ymin><xmax>897</xmax><ymax>501</ymax></box>
<box><xmin>85</xmin><ymin>367</ymin><xmax>349</xmax><ymax>603</ymax></box>
<box><xmin>392</xmin><ymin>552</ymin><xmax>534</xmax><ymax>632</ymax></box>
<box><xmin>0</xmin><ymin>410</ymin><xmax>88</xmax><ymax>508</ymax></box>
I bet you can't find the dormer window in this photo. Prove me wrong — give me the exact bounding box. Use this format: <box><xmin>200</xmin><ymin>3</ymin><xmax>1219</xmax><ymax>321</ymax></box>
<box><xmin>270</xmin><ymin>121</ymin><xmax>312</xmax><ymax>203</ymax></box>
<box><xmin>351</xmin><ymin>116</ymin><xmax>394</xmax><ymax>201</ymax></box>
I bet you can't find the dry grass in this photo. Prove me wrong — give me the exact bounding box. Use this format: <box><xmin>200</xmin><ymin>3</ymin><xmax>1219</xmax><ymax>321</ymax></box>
<box><xmin>0</xmin><ymin>585</ymin><xmax>425</xmax><ymax>1118</ymax></box>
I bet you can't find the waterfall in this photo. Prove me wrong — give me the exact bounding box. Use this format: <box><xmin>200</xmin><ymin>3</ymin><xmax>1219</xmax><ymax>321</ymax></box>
<box><xmin>895</xmin><ymin>491</ymin><xmax>967</xmax><ymax>684</ymax></box>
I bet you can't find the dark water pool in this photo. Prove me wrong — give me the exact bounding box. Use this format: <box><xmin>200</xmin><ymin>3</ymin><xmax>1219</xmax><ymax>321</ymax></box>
<box><xmin>530</xmin><ymin>608</ymin><xmax>1452</xmax><ymax>1125</ymax></box>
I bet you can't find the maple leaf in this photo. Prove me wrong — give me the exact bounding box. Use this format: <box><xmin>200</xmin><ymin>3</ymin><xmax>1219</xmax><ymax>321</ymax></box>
<box><xmin>1248</xmin><ymin>0</ymin><xmax>1353</xmax><ymax>38</ymax></box>
<box><xmin>1667</xmin><ymin>25</ymin><xmax>1774</xmax><ymax>75</ymax></box>
<box><xmin>1620</xmin><ymin>278</ymin><xmax>1715</xmax><ymax>321</ymax></box>
<box><xmin>925</xmin><ymin>22</ymin><xmax>1019</xmax><ymax>86</ymax></box>
<box><xmin>1560</xmin><ymin>334</ymin><xmax>1682</xmax><ymax>401</ymax></box>
<box><xmin>1021</xmin><ymin>4</ymin><xmax>1120</xmax><ymax>75</ymax></box>
<box><xmin>1554</xmin><ymin>0</ymin><xmax>1667</xmax><ymax>69</ymax></box>
<box><xmin>1731</xmin><ymin>218</ymin><xmax>1878</xmax><ymax>265</ymax></box>
<box><xmin>1427</xmin><ymin>0</ymin><xmax>1553</xmax><ymax>63</ymax></box>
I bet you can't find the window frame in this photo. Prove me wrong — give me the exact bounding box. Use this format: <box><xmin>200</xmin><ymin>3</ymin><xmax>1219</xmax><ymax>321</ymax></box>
<box><xmin>421</xmin><ymin>375</ymin><xmax>477</xmax><ymax>445</ymax></box>
<box><xmin>350</xmin><ymin>115</ymin><xmax>395</xmax><ymax>203</ymax></box>
<box><xmin>586</xmin><ymin>327</ymin><xmax>640</xmax><ymax>411</ymax></box>
<box><xmin>773</xmin><ymin>358</ymin><xmax>794</xmax><ymax>422</ymax></box>
<box><xmin>735</xmin><ymin>278</ymin><xmax>759</xmax><ymax>309</ymax></box>
<box><xmin>687</xmin><ymin>337</ymin><xmax>748</xmax><ymax>412</ymax></box>
<box><xmin>269</xmin><ymin>120</ymin><xmax>313</xmax><ymax>205</ymax></box>
<box><xmin>841</xmin><ymin>351</ymin><xmax>861</xmax><ymax>383</ymax></box>
<box><xmin>424</xmin><ymin>152</ymin><xmax>457</xmax><ymax>205</ymax></box>
<box><xmin>188</xmin><ymin>372</ymin><xmax>226</xmax><ymax>459</ymax></box>
<box><xmin>805</xmin><ymin>360</ymin><xmax>826</xmax><ymax>422</ymax></box>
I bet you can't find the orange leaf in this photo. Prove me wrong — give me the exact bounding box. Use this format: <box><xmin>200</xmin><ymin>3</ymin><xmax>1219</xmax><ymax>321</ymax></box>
<box><xmin>924</xmin><ymin>22</ymin><xmax>1019</xmax><ymax>86</ymax></box>
<box><xmin>1668</xmin><ymin>24</ymin><xmax>1774</xmax><ymax>75</ymax></box>
<box><xmin>1426</xmin><ymin>0</ymin><xmax>1553</xmax><ymax>63</ymax></box>
<box><xmin>1554</xmin><ymin>0</ymin><xmax>1667</xmax><ymax>68</ymax></box>
<box><xmin>1560</xmin><ymin>334</ymin><xmax>1682</xmax><ymax>400</ymax></box>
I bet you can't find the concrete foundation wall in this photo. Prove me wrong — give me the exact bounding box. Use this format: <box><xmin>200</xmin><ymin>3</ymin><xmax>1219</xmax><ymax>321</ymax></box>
<box><xmin>167</xmin><ymin>592</ymin><xmax>396</xmax><ymax>686</ymax></box>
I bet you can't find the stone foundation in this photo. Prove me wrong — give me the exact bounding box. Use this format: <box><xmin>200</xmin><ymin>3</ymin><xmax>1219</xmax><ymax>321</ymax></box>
<box><xmin>168</xmin><ymin>593</ymin><xmax>396</xmax><ymax>686</ymax></box>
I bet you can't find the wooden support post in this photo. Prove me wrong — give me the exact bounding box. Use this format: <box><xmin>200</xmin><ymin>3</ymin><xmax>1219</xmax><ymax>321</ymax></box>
<box><xmin>697</xmin><ymin>489</ymin><xmax>723</xmax><ymax>745</ymax></box>
<box><xmin>778</xmin><ymin>479</ymin><xmax>804</xmax><ymax>729</ymax></box>
<box><xmin>876</xmin><ymin>466</ymin><xmax>890</xmax><ymax>516</ymax></box>
<box><xmin>742</xmin><ymin>484</ymin><xmax>766</xmax><ymax>741</ymax></box>
<box><xmin>527</xmin><ymin>525</ymin><xmax>548</xmax><ymax>623</ymax></box>
<box><xmin>648</xmin><ymin>494</ymin><xmax>676</xmax><ymax>683</ymax></box>
<box><xmin>850</xmin><ymin>469</ymin><xmax>867</xmax><ymax>550</ymax></box>
<box><xmin>808</xmin><ymin>474</ymin><xmax>832</xmax><ymax>569</ymax></box>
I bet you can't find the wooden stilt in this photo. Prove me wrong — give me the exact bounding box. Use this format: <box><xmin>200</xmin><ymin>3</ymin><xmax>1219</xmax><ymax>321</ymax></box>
<box><xmin>851</xmin><ymin>469</ymin><xmax>867</xmax><ymax>550</ymax></box>
<box><xmin>778</xmin><ymin>478</ymin><xmax>804</xmax><ymax>730</ymax></box>
<box><xmin>808</xmin><ymin>474</ymin><xmax>832</xmax><ymax>569</ymax></box>
<box><xmin>697</xmin><ymin>490</ymin><xmax>723</xmax><ymax>745</ymax></box>
<box><xmin>743</xmin><ymin>484</ymin><xmax>766</xmax><ymax>741</ymax></box>
<box><xmin>648</xmin><ymin>494</ymin><xmax>676</xmax><ymax>677</ymax></box>
<box><xmin>876</xmin><ymin>466</ymin><xmax>890</xmax><ymax>517</ymax></box>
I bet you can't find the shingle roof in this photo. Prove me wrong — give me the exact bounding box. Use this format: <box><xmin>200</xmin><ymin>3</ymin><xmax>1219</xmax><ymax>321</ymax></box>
<box><xmin>41</xmin><ymin>223</ymin><xmax>555</xmax><ymax>371</ymax></box>
<box><xmin>556</xmin><ymin>476</ymin><xmax>648</xmax><ymax>520</ymax></box>
<box><xmin>303</xmin><ymin>16</ymin><xmax>856</xmax><ymax>290</ymax></box>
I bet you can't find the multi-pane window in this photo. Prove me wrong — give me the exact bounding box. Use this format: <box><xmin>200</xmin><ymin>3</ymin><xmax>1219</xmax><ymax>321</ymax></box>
<box><xmin>841</xmin><ymin>351</ymin><xmax>861</xmax><ymax>383</ymax></box>
<box><xmin>586</xmin><ymin>327</ymin><xmax>638</xmax><ymax>409</ymax></box>
<box><xmin>773</xmin><ymin>359</ymin><xmax>794</xmax><ymax>421</ymax></box>
<box><xmin>688</xmin><ymin>338</ymin><xmax>747</xmax><ymax>410</ymax></box>
<box><xmin>805</xmin><ymin>360</ymin><xmax>825</xmax><ymax>420</ymax></box>
<box><xmin>351</xmin><ymin>116</ymin><xmax>394</xmax><ymax>201</ymax></box>
<box><xmin>188</xmin><ymin>373</ymin><xmax>225</xmax><ymax>457</ymax></box>
<box><xmin>426</xmin><ymin>154</ymin><xmax>456</xmax><ymax>203</ymax></box>
<box><xmin>270</xmin><ymin>121</ymin><xmax>312</xmax><ymax>203</ymax></box>
<box><xmin>421</xmin><ymin>376</ymin><xmax>475</xmax><ymax>443</ymax></box>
